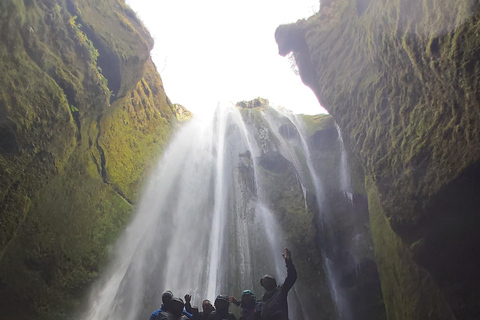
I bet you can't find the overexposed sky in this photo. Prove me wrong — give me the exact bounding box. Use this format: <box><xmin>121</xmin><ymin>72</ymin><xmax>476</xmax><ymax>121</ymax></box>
<box><xmin>126</xmin><ymin>0</ymin><xmax>327</xmax><ymax>115</ymax></box>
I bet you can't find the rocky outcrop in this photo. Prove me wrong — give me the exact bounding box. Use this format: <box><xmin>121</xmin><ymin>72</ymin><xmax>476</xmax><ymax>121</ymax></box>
<box><xmin>276</xmin><ymin>0</ymin><xmax>480</xmax><ymax>319</ymax></box>
<box><xmin>0</xmin><ymin>0</ymin><xmax>189</xmax><ymax>319</ymax></box>
<box><xmin>236</xmin><ymin>97</ymin><xmax>270</xmax><ymax>109</ymax></box>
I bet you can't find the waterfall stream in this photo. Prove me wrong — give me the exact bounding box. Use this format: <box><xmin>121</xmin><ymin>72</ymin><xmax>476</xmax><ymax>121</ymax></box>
<box><xmin>79</xmin><ymin>103</ymin><xmax>354</xmax><ymax>320</ymax></box>
<box><xmin>273</xmin><ymin>109</ymin><xmax>355</xmax><ymax>320</ymax></box>
<box><xmin>335</xmin><ymin>123</ymin><xmax>353</xmax><ymax>203</ymax></box>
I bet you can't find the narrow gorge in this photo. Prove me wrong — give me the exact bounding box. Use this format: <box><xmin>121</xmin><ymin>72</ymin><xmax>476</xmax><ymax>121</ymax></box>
<box><xmin>0</xmin><ymin>0</ymin><xmax>479</xmax><ymax>320</ymax></box>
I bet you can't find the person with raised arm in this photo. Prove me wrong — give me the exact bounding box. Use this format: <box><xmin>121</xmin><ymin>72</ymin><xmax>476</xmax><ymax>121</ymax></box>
<box><xmin>259</xmin><ymin>248</ymin><xmax>297</xmax><ymax>320</ymax></box>
<box><xmin>184</xmin><ymin>294</ymin><xmax>215</xmax><ymax>320</ymax></box>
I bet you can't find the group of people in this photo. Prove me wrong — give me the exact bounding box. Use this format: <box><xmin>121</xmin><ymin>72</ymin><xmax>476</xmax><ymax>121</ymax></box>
<box><xmin>150</xmin><ymin>248</ymin><xmax>297</xmax><ymax>320</ymax></box>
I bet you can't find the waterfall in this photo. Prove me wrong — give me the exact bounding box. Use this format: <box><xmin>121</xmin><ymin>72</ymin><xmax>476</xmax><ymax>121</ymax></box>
<box><xmin>78</xmin><ymin>103</ymin><xmax>353</xmax><ymax>320</ymax></box>
<box><xmin>78</xmin><ymin>104</ymin><xmax>292</xmax><ymax>319</ymax></box>
<box><xmin>269</xmin><ymin>108</ymin><xmax>354</xmax><ymax>320</ymax></box>
<box><xmin>335</xmin><ymin>122</ymin><xmax>353</xmax><ymax>202</ymax></box>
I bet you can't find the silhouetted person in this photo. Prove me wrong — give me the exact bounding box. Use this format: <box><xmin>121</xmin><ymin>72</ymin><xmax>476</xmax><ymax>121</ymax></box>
<box><xmin>184</xmin><ymin>294</ymin><xmax>206</xmax><ymax>320</ymax></box>
<box><xmin>260</xmin><ymin>248</ymin><xmax>297</xmax><ymax>320</ymax></box>
<box><xmin>184</xmin><ymin>294</ymin><xmax>196</xmax><ymax>319</ymax></box>
<box><xmin>200</xmin><ymin>299</ymin><xmax>215</xmax><ymax>320</ymax></box>
<box><xmin>208</xmin><ymin>295</ymin><xmax>236</xmax><ymax>320</ymax></box>
<box><xmin>230</xmin><ymin>290</ymin><xmax>261</xmax><ymax>320</ymax></box>
<box><xmin>170</xmin><ymin>297</ymin><xmax>190</xmax><ymax>320</ymax></box>
<box><xmin>188</xmin><ymin>306</ymin><xmax>199</xmax><ymax>320</ymax></box>
<box><xmin>151</xmin><ymin>291</ymin><xmax>193</xmax><ymax>320</ymax></box>
<box><xmin>184</xmin><ymin>296</ymin><xmax>215</xmax><ymax>320</ymax></box>
<box><xmin>151</xmin><ymin>290</ymin><xmax>174</xmax><ymax>320</ymax></box>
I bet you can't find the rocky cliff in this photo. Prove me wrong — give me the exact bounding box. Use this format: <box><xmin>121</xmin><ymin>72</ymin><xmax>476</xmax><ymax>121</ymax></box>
<box><xmin>276</xmin><ymin>0</ymin><xmax>480</xmax><ymax>319</ymax></box>
<box><xmin>0</xmin><ymin>0</ymin><xmax>190</xmax><ymax>319</ymax></box>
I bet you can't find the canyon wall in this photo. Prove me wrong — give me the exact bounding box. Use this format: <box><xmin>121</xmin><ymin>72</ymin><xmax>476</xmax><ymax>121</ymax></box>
<box><xmin>0</xmin><ymin>0</ymin><xmax>189</xmax><ymax>318</ymax></box>
<box><xmin>276</xmin><ymin>0</ymin><xmax>480</xmax><ymax>319</ymax></box>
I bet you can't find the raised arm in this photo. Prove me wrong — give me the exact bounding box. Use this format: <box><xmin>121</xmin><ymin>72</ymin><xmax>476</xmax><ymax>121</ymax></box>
<box><xmin>229</xmin><ymin>296</ymin><xmax>241</xmax><ymax>307</ymax></box>
<box><xmin>184</xmin><ymin>294</ymin><xmax>193</xmax><ymax>314</ymax></box>
<box><xmin>282</xmin><ymin>248</ymin><xmax>297</xmax><ymax>292</ymax></box>
<box><xmin>184</xmin><ymin>294</ymin><xmax>198</xmax><ymax>319</ymax></box>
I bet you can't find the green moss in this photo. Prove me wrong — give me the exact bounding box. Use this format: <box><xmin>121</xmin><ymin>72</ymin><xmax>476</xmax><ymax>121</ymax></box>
<box><xmin>275</xmin><ymin>0</ymin><xmax>480</xmax><ymax>231</ymax></box>
<box><xmin>0</xmin><ymin>0</ymin><xmax>185</xmax><ymax>318</ymax></box>
<box><xmin>0</xmin><ymin>149</ymin><xmax>134</xmax><ymax>320</ymax></box>
<box><xmin>75</xmin><ymin>0</ymin><xmax>154</xmax><ymax>98</ymax></box>
<box><xmin>297</xmin><ymin>113</ymin><xmax>333</xmax><ymax>136</ymax></box>
<box><xmin>99</xmin><ymin>59</ymin><xmax>179</xmax><ymax>201</ymax></box>
<box><xmin>367</xmin><ymin>176</ymin><xmax>454</xmax><ymax>320</ymax></box>
<box><xmin>276</xmin><ymin>1</ymin><xmax>480</xmax><ymax>316</ymax></box>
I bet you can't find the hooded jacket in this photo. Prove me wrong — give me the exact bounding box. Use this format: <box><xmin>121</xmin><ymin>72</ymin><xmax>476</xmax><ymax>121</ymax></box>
<box><xmin>260</xmin><ymin>259</ymin><xmax>297</xmax><ymax>320</ymax></box>
<box><xmin>207</xmin><ymin>310</ymin><xmax>237</xmax><ymax>320</ymax></box>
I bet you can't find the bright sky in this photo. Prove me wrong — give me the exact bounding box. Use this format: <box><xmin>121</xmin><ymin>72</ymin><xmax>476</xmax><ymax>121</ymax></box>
<box><xmin>126</xmin><ymin>0</ymin><xmax>327</xmax><ymax>115</ymax></box>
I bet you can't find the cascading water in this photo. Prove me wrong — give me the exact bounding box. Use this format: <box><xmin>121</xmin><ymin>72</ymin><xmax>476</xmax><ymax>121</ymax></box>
<box><xmin>250</xmin><ymin>106</ymin><xmax>375</xmax><ymax>319</ymax></box>
<box><xmin>78</xmin><ymin>103</ymin><xmax>358</xmax><ymax>320</ymax></box>
<box><xmin>78</xmin><ymin>104</ymin><xmax>302</xmax><ymax>320</ymax></box>
<box><xmin>268</xmin><ymin>108</ymin><xmax>354</xmax><ymax>320</ymax></box>
<box><xmin>335</xmin><ymin>123</ymin><xmax>353</xmax><ymax>203</ymax></box>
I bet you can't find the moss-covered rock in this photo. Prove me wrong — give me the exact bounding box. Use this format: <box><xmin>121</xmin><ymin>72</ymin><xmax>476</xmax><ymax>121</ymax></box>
<box><xmin>98</xmin><ymin>59</ymin><xmax>183</xmax><ymax>201</ymax></box>
<box><xmin>276</xmin><ymin>0</ymin><xmax>480</xmax><ymax>318</ymax></box>
<box><xmin>0</xmin><ymin>0</ymin><xmax>188</xmax><ymax>318</ymax></box>
<box><xmin>367</xmin><ymin>177</ymin><xmax>455</xmax><ymax>320</ymax></box>
<box><xmin>72</xmin><ymin>0</ymin><xmax>154</xmax><ymax>99</ymax></box>
<box><xmin>236</xmin><ymin>97</ymin><xmax>270</xmax><ymax>109</ymax></box>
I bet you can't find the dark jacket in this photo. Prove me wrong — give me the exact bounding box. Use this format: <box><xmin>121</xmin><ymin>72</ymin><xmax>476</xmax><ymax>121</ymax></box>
<box><xmin>239</xmin><ymin>307</ymin><xmax>261</xmax><ymax>320</ymax></box>
<box><xmin>207</xmin><ymin>310</ymin><xmax>237</xmax><ymax>320</ymax></box>
<box><xmin>184</xmin><ymin>301</ymin><xmax>198</xmax><ymax>320</ymax></box>
<box><xmin>184</xmin><ymin>301</ymin><xmax>212</xmax><ymax>320</ymax></box>
<box><xmin>238</xmin><ymin>301</ymin><xmax>261</xmax><ymax>320</ymax></box>
<box><xmin>199</xmin><ymin>311</ymin><xmax>213</xmax><ymax>320</ymax></box>
<box><xmin>260</xmin><ymin>259</ymin><xmax>297</xmax><ymax>320</ymax></box>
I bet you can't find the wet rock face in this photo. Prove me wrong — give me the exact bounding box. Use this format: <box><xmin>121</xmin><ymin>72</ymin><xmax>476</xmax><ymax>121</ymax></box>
<box><xmin>413</xmin><ymin>161</ymin><xmax>480</xmax><ymax>319</ymax></box>
<box><xmin>278</xmin><ymin>123</ymin><xmax>300</xmax><ymax>140</ymax></box>
<box><xmin>276</xmin><ymin>0</ymin><xmax>480</xmax><ymax>318</ymax></box>
<box><xmin>309</xmin><ymin>125</ymin><xmax>338</xmax><ymax>153</ymax></box>
<box><xmin>0</xmin><ymin>125</ymin><xmax>19</xmax><ymax>155</ymax></box>
<box><xmin>258</xmin><ymin>151</ymin><xmax>292</xmax><ymax>172</ymax></box>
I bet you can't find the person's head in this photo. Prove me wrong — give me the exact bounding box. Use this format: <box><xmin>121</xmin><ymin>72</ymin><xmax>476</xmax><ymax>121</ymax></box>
<box><xmin>214</xmin><ymin>295</ymin><xmax>230</xmax><ymax>312</ymax></box>
<box><xmin>260</xmin><ymin>274</ymin><xmax>277</xmax><ymax>291</ymax></box>
<box><xmin>169</xmin><ymin>297</ymin><xmax>185</xmax><ymax>318</ymax></box>
<box><xmin>202</xmin><ymin>299</ymin><xmax>215</xmax><ymax>315</ymax></box>
<box><xmin>162</xmin><ymin>290</ymin><xmax>174</xmax><ymax>310</ymax></box>
<box><xmin>241</xmin><ymin>290</ymin><xmax>256</xmax><ymax>307</ymax></box>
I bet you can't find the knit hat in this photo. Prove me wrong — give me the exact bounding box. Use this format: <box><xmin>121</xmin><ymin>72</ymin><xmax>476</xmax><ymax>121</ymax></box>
<box><xmin>241</xmin><ymin>290</ymin><xmax>256</xmax><ymax>300</ymax></box>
